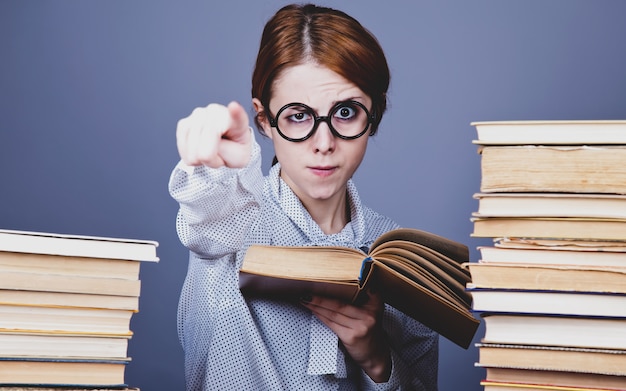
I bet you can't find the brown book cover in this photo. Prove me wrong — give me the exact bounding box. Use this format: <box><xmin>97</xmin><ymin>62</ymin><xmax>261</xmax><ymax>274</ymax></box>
<box><xmin>239</xmin><ymin>228</ymin><xmax>479</xmax><ymax>349</ymax></box>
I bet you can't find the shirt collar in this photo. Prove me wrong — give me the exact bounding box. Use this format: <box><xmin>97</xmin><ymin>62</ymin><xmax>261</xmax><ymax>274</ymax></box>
<box><xmin>268</xmin><ymin>163</ymin><xmax>367</xmax><ymax>248</ymax></box>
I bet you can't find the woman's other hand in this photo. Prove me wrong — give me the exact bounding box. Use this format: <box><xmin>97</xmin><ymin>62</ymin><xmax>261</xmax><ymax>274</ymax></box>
<box><xmin>301</xmin><ymin>291</ymin><xmax>392</xmax><ymax>383</ymax></box>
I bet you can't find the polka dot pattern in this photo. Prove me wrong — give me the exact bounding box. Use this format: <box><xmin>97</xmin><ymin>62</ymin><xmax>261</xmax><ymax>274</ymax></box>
<box><xmin>168</xmin><ymin>141</ymin><xmax>438</xmax><ymax>390</ymax></box>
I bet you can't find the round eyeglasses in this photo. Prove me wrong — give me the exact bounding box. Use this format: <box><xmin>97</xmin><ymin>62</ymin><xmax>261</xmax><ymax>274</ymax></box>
<box><xmin>266</xmin><ymin>100</ymin><xmax>375</xmax><ymax>142</ymax></box>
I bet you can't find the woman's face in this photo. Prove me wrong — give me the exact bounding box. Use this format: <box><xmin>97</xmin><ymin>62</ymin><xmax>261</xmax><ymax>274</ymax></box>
<box><xmin>254</xmin><ymin>62</ymin><xmax>372</xmax><ymax>207</ymax></box>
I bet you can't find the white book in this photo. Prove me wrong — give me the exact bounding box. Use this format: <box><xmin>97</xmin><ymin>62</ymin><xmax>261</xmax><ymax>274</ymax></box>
<box><xmin>472</xmin><ymin>119</ymin><xmax>626</xmax><ymax>145</ymax></box>
<box><xmin>0</xmin><ymin>229</ymin><xmax>159</xmax><ymax>262</ymax></box>
<box><xmin>481</xmin><ymin>313</ymin><xmax>626</xmax><ymax>350</ymax></box>
<box><xmin>469</xmin><ymin>288</ymin><xmax>626</xmax><ymax>318</ymax></box>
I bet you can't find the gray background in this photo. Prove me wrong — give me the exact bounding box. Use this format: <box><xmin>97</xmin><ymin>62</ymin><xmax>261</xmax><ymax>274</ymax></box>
<box><xmin>2</xmin><ymin>1</ymin><xmax>626</xmax><ymax>390</ymax></box>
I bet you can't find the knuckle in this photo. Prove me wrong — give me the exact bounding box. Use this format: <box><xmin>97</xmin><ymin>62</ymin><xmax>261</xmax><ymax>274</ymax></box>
<box><xmin>355</xmin><ymin>323</ymin><xmax>370</xmax><ymax>338</ymax></box>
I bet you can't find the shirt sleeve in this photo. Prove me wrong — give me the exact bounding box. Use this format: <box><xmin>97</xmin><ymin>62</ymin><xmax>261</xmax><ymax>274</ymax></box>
<box><xmin>168</xmin><ymin>132</ymin><xmax>264</xmax><ymax>258</ymax></box>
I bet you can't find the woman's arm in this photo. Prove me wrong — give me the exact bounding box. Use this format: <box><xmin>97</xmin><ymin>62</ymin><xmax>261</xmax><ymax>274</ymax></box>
<box><xmin>169</xmin><ymin>102</ymin><xmax>264</xmax><ymax>257</ymax></box>
<box><xmin>168</xmin><ymin>150</ymin><xmax>263</xmax><ymax>257</ymax></box>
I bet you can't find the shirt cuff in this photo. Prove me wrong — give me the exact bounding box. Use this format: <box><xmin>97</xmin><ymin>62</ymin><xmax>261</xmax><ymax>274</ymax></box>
<box><xmin>175</xmin><ymin>160</ymin><xmax>196</xmax><ymax>176</ymax></box>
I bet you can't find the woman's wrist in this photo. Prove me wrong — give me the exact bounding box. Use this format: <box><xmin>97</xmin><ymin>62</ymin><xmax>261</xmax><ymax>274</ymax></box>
<box><xmin>361</xmin><ymin>345</ymin><xmax>392</xmax><ymax>383</ymax></box>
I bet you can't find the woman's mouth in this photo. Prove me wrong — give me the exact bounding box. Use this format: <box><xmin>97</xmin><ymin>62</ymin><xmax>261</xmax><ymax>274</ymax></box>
<box><xmin>309</xmin><ymin>166</ymin><xmax>337</xmax><ymax>177</ymax></box>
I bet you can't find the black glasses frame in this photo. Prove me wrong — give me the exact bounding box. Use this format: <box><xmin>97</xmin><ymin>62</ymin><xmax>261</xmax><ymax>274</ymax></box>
<box><xmin>265</xmin><ymin>100</ymin><xmax>376</xmax><ymax>142</ymax></box>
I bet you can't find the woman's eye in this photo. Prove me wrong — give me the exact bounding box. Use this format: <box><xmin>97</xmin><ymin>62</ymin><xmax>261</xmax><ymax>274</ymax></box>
<box><xmin>287</xmin><ymin>112</ymin><xmax>311</xmax><ymax>123</ymax></box>
<box><xmin>334</xmin><ymin>106</ymin><xmax>356</xmax><ymax>120</ymax></box>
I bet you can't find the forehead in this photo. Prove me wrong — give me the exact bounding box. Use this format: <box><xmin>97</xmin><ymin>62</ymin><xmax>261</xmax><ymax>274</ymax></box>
<box><xmin>271</xmin><ymin>63</ymin><xmax>369</xmax><ymax>108</ymax></box>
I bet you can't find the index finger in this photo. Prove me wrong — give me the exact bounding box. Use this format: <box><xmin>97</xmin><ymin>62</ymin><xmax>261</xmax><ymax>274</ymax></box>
<box><xmin>222</xmin><ymin>101</ymin><xmax>251</xmax><ymax>142</ymax></box>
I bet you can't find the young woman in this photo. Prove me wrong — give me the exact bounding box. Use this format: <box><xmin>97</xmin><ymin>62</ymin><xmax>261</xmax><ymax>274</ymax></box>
<box><xmin>169</xmin><ymin>4</ymin><xmax>438</xmax><ymax>390</ymax></box>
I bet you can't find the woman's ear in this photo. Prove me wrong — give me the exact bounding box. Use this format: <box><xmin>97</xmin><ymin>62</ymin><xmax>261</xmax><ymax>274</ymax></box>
<box><xmin>252</xmin><ymin>98</ymin><xmax>273</xmax><ymax>139</ymax></box>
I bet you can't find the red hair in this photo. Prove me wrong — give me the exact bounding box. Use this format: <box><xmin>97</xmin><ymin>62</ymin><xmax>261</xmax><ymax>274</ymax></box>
<box><xmin>252</xmin><ymin>4</ymin><xmax>390</xmax><ymax>136</ymax></box>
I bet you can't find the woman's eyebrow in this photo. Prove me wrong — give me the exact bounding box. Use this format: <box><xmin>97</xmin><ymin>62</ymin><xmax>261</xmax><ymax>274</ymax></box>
<box><xmin>332</xmin><ymin>96</ymin><xmax>366</xmax><ymax>105</ymax></box>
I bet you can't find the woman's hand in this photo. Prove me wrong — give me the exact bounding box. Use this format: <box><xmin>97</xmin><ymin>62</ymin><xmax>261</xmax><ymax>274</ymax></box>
<box><xmin>176</xmin><ymin>101</ymin><xmax>252</xmax><ymax>168</ymax></box>
<box><xmin>301</xmin><ymin>291</ymin><xmax>392</xmax><ymax>383</ymax></box>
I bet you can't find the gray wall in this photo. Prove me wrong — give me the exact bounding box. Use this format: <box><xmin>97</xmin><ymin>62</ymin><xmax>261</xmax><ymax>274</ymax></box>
<box><xmin>2</xmin><ymin>1</ymin><xmax>625</xmax><ymax>390</ymax></box>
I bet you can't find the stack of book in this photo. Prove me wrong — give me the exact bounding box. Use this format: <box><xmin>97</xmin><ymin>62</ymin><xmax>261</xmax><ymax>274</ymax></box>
<box><xmin>0</xmin><ymin>229</ymin><xmax>159</xmax><ymax>391</ymax></box>
<box><xmin>467</xmin><ymin>120</ymin><xmax>626</xmax><ymax>391</ymax></box>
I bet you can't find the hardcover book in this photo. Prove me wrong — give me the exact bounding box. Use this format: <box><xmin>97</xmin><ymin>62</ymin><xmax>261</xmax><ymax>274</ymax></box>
<box><xmin>240</xmin><ymin>228</ymin><xmax>479</xmax><ymax>348</ymax></box>
<box><xmin>480</xmin><ymin>367</ymin><xmax>626</xmax><ymax>390</ymax></box>
<box><xmin>472</xmin><ymin>120</ymin><xmax>626</xmax><ymax>145</ymax></box>
<box><xmin>477</xmin><ymin>241</ymin><xmax>626</xmax><ymax>268</ymax></box>
<box><xmin>476</xmin><ymin>343</ymin><xmax>626</xmax><ymax>376</ymax></box>
<box><xmin>465</xmin><ymin>262</ymin><xmax>626</xmax><ymax>293</ymax></box>
<box><xmin>0</xmin><ymin>357</ymin><xmax>130</xmax><ymax>387</ymax></box>
<box><xmin>480</xmin><ymin>313</ymin><xmax>626</xmax><ymax>350</ymax></box>
<box><xmin>468</xmin><ymin>288</ymin><xmax>626</xmax><ymax>318</ymax></box>
<box><xmin>477</xmin><ymin>145</ymin><xmax>626</xmax><ymax>194</ymax></box>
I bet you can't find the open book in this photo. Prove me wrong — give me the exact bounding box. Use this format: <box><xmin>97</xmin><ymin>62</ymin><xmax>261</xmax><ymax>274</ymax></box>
<box><xmin>239</xmin><ymin>228</ymin><xmax>479</xmax><ymax>349</ymax></box>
